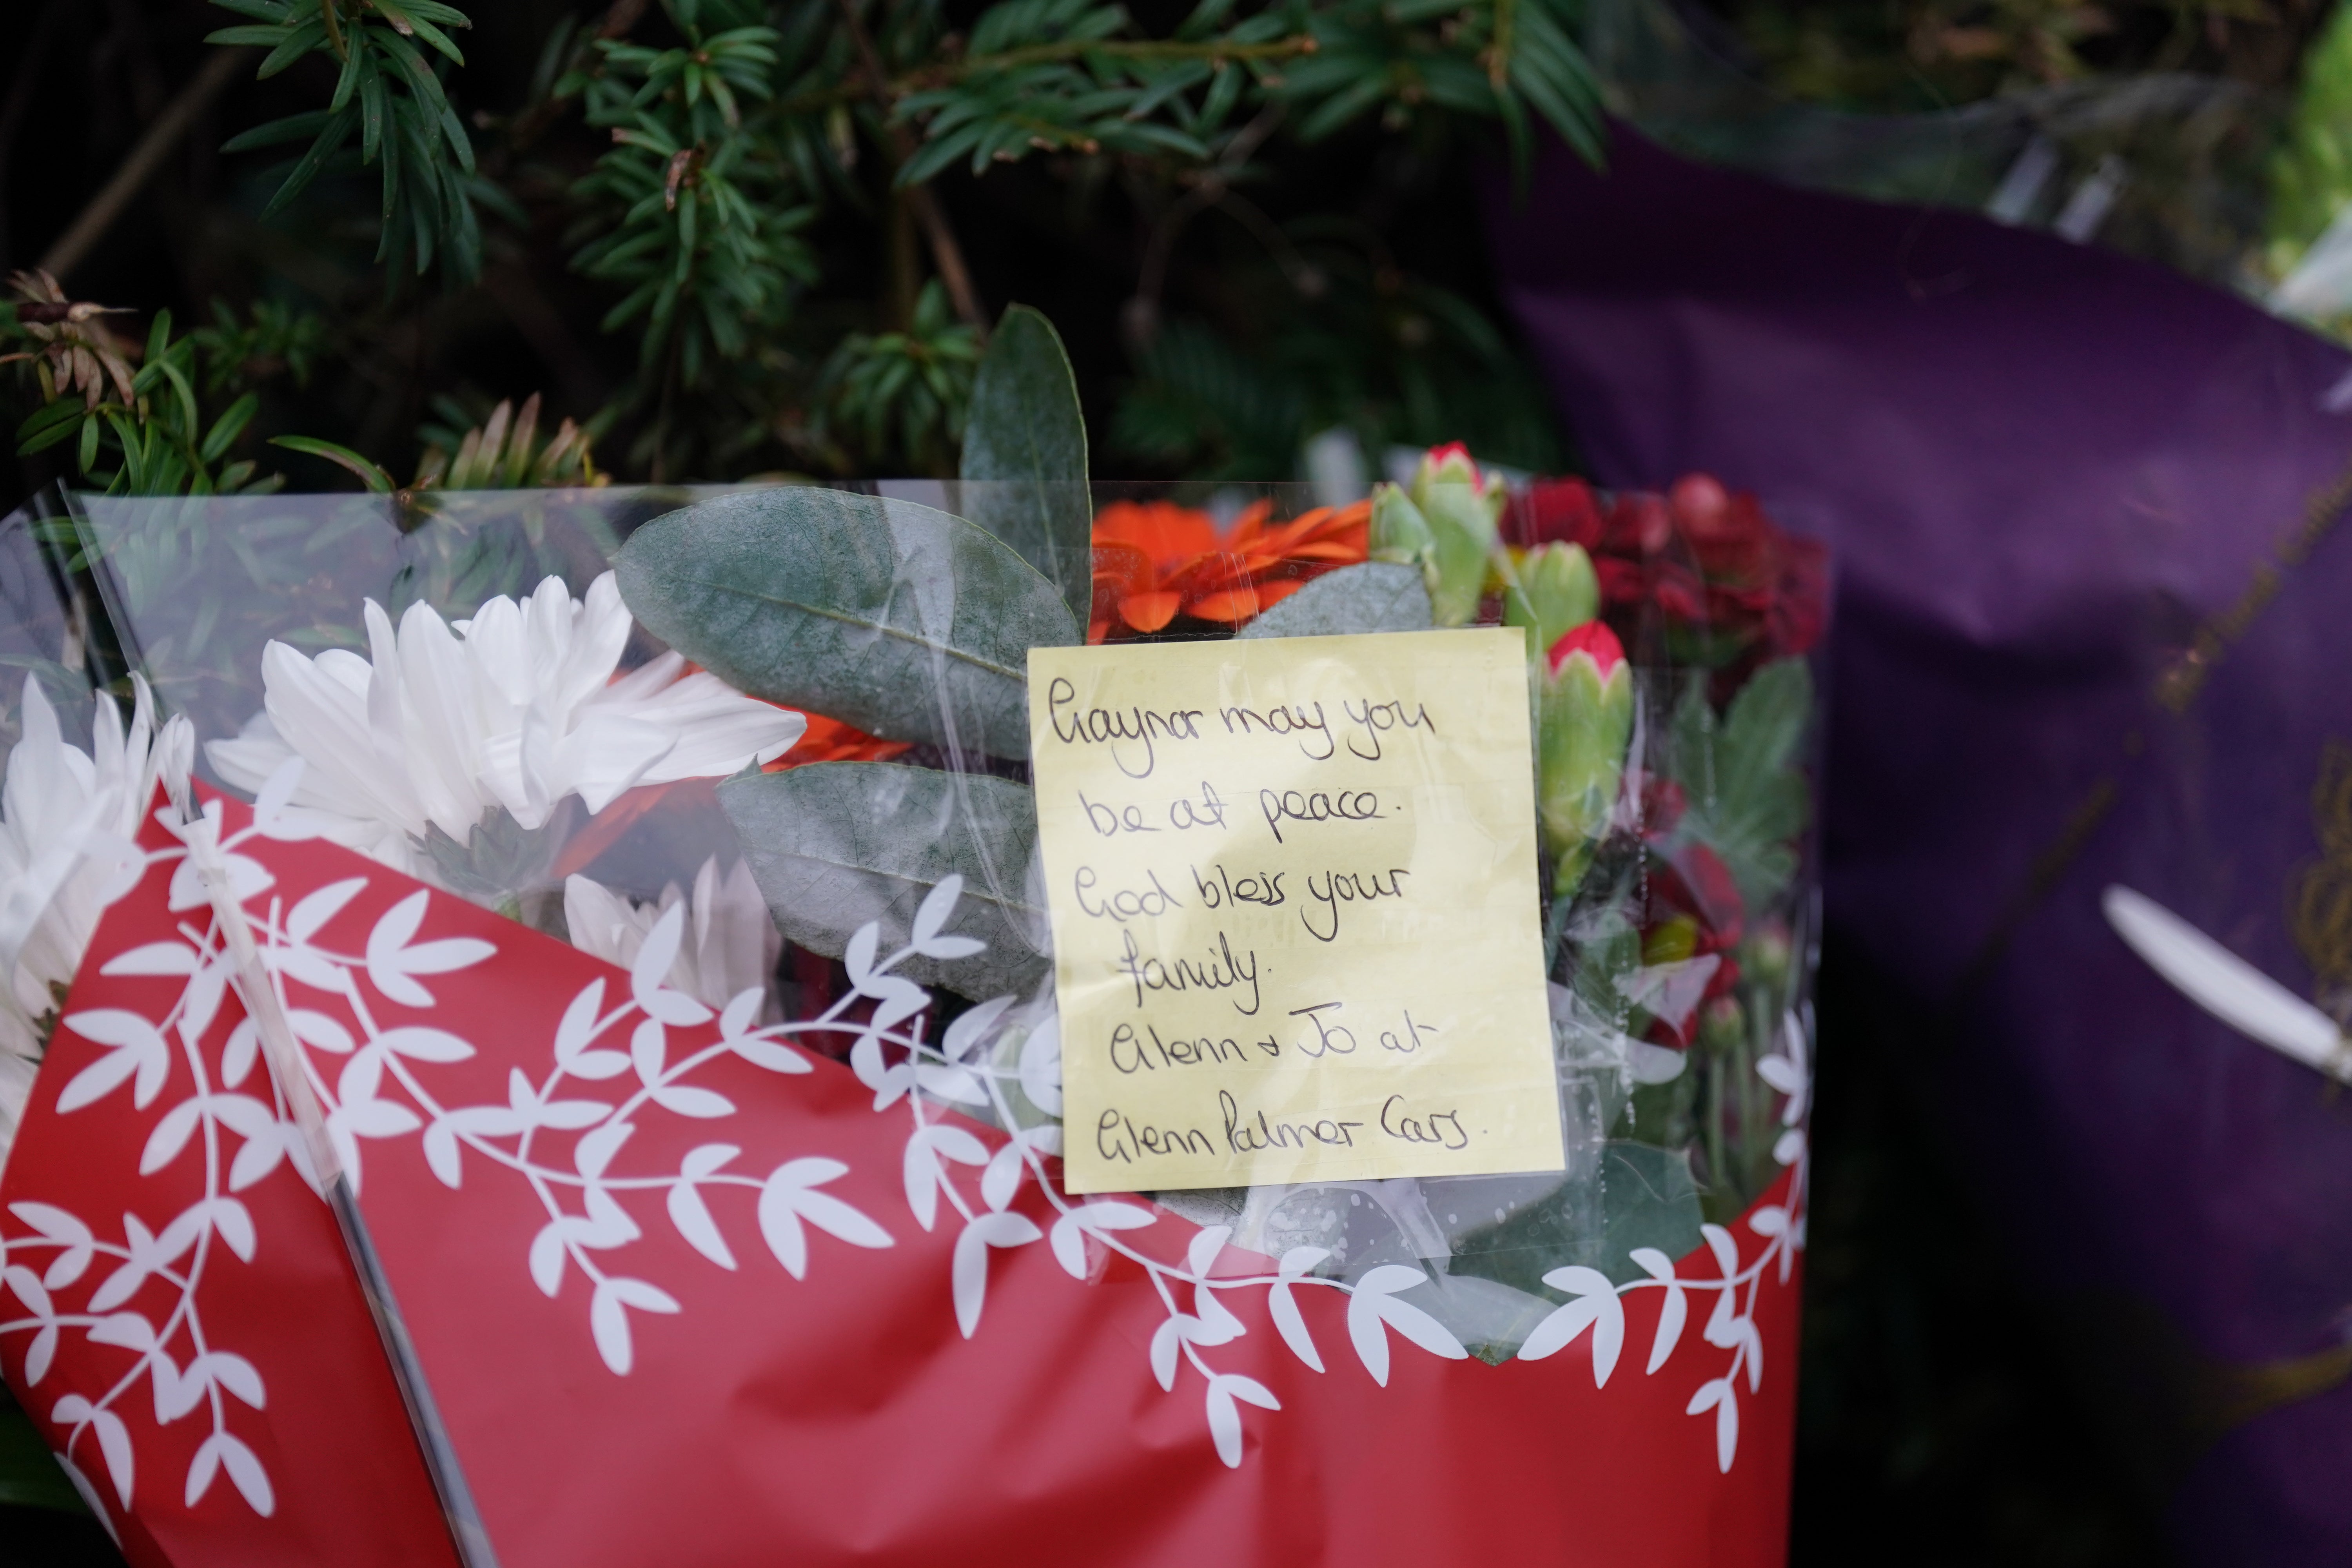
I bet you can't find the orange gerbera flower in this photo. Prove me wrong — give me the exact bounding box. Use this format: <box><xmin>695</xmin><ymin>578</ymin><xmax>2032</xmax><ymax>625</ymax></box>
<box><xmin>763</xmin><ymin>711</ymin><xmax>915</xmax><ymax>769</ymax></box>
<box><xmin>1088</xmin><ymin>498</ymin><xmax>1370</xmax><ymax>642</ymax></box>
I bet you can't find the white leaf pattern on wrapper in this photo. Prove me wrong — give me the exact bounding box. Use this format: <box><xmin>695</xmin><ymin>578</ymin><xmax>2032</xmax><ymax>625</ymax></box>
<box><xmin>1017</xmin><ymin>1016</ymin><xmax>1063</xmax><ymax>1117</ymax></box>
<box><xmin>5</xmin><ymin>810</ymin><xmax>1812</xmax><ymax>1501</ymax></box>
<box><xmin>50</xmin><ymin>1398</ymin><xmax>135</xmax><ymax>1510</ymax></box>
<box><xmin>24</xmin><ymin>1323</ymin><xmax>58</xmax><ymax>1384</ymax></box>
<box><xmin>1518</xmin><ymin>1266</ymin><xmax>1625</xmax><ymax>1387</ymax></box>
<box><xmin>951</xmin><ymin>1210</ymin><xmax>1041</xmax><ymax>1337</ymax></box>
<box><xmin>1047</xmin><ymin>1200</ymin><xmax>1152</xmax><ymax>1279</ymax></box>
<box><xmin>86</xmin><ymin>1313</ymin><xmax>155</xmax><ymax>1354</ymax></box>
<box><xmin>56</xmin><ymin>1011</ymin><xmax>172</xmax><ymax>1112</ymax></box>
<box><xmin>6</xmin><ymin>1263</ymin><xmax>58</xmax><ymax>1321</ymax></box>
<box><xmin>904</xmin><ymin>1124</ymin><xmax>989</xmax><ymax>1232</ymax></box>
<box><xmin>665</xmin><ymin>1181</ymin><xmax>735</xmax><ymax>1271</ymax></box>
<box><xmin>1267</xmin><ymin>1248</ymin><xmax>1330</xmax><ymax>1373</ymax></box>
<box><xmin>1345</xmin><ymin>1265</ymin><xmax>1468</xmax><ymax>1387</ymax></box>
<box><xmin>286</xmin><ymin>877</ymin><xmax>367</xmax><ymax>942</ymax></box>
<box><xmin>1187</xmin><ymin>1226</ymin><xmax>1232</xmax><ymax>1279</ymax></box>
<box><xmin>184</xmin><ymin>1430</ymin><xmax>274</xmax><ymax>1515</ymax></box>
<box><xmin>10</xmin><ymin>1204</ymin><xmax>95</xmax><ymax>1289</ymax></box>
<box><xmin>1630</xmin><ymin>1247</ymin><xmax>1687</xmax><ymax>1374</ymax></box>
<box><xmin>1688</xmin><ymin>1377</ymin><xmax>1740</xmax><ymax>1472</ymax></box>
<box><xmin>1204</xmin><ymin>1374</ymin><xmax>1280</xmax><ymax>1468</ymax></box>
<box><xmin>588</xmin><ymin>1277</ymin><xmax>681</xmax><ymax>1375</ymax></box>
<box><xmin>363</xmin><ymin>891</ymin><xmax>495</xmax><ymax>1007</ymax></box>
<box><xmin>98</xmin><ymin>943</ymin><xmax>200</xmax><ymax>977</ymax></box>
<box><xmin>757</xmin><ymin>1158</ymin><xmax>892</xmax><ymax>1280</ymax></box>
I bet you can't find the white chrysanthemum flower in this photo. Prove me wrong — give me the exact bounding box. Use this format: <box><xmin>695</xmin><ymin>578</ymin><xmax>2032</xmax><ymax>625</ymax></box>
<box><xmin>564</xmin><ymin>857</ymin><xmax>780</xmax><ymax>1014</ymax></box>
<box><xmin>207</xmin><ymin>572</ymin><xmax>802</xmax><ymax>875</ymax></box>
<box><xmin>0</xmin><ymin>675</ymin><xmax>194</xmax><ymax>1163</ymax></box>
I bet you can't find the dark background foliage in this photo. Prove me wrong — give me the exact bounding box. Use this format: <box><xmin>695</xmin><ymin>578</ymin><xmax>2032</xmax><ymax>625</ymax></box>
<box><xmin>0</xmin><ymin>0</ymin><xmax>1579</xmax><ymax>502</ymax></box>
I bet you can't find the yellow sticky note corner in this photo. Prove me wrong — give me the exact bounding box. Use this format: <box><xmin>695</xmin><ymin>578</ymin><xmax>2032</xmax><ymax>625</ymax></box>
<box><xmin>1027</xmin><ymin>627</ymin><xmax>1566</xmax><ymax>1194</ymax></box>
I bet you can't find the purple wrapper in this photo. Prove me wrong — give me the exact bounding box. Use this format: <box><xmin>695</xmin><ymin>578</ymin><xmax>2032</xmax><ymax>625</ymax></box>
<box><xmin>1486</xmin><ymin>126</ymin><xmax>2352</xmax><ymax>1564</ymax></box>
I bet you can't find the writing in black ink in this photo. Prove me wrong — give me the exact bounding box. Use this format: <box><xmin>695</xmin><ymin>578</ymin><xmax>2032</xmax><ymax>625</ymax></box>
<box><xmin>1219</xmin><ymin>1089</ymin><xmax>1364</xmax><ymax>1155</ymax></box>
<box><xmin>1378</xmin><ymin>1009</ymin><xmax>1439</xmax><ymax>1054</ymax></box>
<box><xmin>1218</xmin><ymin>700</ymin><xmax>1335</xmax><ymax>760</ymax></box>
<box><xmin>1340</xmin><ymin>696</ymin><xmax>1439</xmax><ymax>761</ymax></box>
<box><xmin>1080</xmin><ymin>791</ymin><xmax>1159</xmax><ymax>837</ymax></box>
<box><xmin>1191</xmin><ymin>861</ymin><xmax>1287</xmax><ymax>910</ymax></box>
<box><xmin>1258</xmin><ymin>788</ymin><xmax>1381</xmax><ymax>844</ymax></box>
<box><xmin>1289</xmin><ymin>1001</ymin><xmax>1356</xmax><ymax>1057</ymax></box>
<box><xmin>1096</xmin><ymin>1109</ymin><xmax>1216</xmax><ymax>1164</ymax></box>
<box><xmin>1107</xmin><ymin>1022</ymin><xmax>1254</xmax><ymax>1073</ymax></box>
<box><xmin>1048</xmin><ymin>676</ymin><xmax>1204</xmax><ymax>779</ymax></box>
<box><xmin>1116</xmin><ymin>928</ymin><xmax>1262</xmax><ymax>1016</ymax></box>
<box><xmin>1380</xmin><ymin>1094</ymin><xmax>1469</xmax><ymax>1150</ymax></box>
<box><xmin>1167</xmin><ymin>779</ymin><xmax>1229</xmax><ymax>831</ymax></box>
<box><xmin>1074</xmin><ymin>866</ymin><xmax>1181</xmax><ymax>923</ymax></box>
<box><xmin>1300</xmin><ymin>865</ymin><xmax>1410</xmax><ymax>942</ymax></box>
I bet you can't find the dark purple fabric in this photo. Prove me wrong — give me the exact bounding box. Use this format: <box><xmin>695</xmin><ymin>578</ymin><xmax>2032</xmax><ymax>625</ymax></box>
<box><xmin>1487</xmin><ymin>129</ymin><xmax>2352</xmax><ymax>1563</ymax></box>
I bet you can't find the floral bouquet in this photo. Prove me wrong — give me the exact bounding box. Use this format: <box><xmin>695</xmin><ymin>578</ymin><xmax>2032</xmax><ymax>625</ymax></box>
<box><xmin>0</xmin><ymin>310</ymin><xmax>1828</xmax><ymax>1568</ymax></box>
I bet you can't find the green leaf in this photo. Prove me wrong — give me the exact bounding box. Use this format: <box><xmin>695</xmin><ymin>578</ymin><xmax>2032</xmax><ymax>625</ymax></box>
<box><xmin>269</xmin><ymin>435</ymin><xmax>395</xmax><ymax>492</ymax></box>
<box><xmin>1667</xmin><ymin>659</ymin><xmax>1813</xmax><ymax>910</ymax></box>
<box><xmin>200</xmin><ymin>392</ymin><xmax>259</xmax><ymax>465</ymax></box>
<box><xmin>1593</xmin><ymin>1142</ymin><xmax>1706</xmax><ymax>1281</ymax></box>
<box><xmin>1438</xmin><ymin>1141</ymin><xmax>1702</xmax><ymax>1318</ymax></box>
<box><xmin>959</xmin><ymin>303</ymin><xmax>1092</xmax><ymax>630</ymax></box>
<box><xmin>719</xmin><ymin>762</ymin><xmax>1049</xmax><ymax>1001</ymax></box>
<box><xmin>615</xmin><ymin>488</ymin><xmax>1080</xmax><ymax>760</ymax></box>
<box><xmin>1235</xmin><ymin>561</ymin><xmax>1433</xmax><ymax>639</ymax></box>
<box><xmin>1719</xmin><ymin>657</ymin><xmax>1811</xmax><ymax>789</ymax></box>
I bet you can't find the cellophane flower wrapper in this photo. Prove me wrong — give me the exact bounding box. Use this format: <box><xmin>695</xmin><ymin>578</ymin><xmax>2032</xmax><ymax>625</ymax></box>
<box><xmin>0</xmin><ymin>470</ymin><xmax>1827</xmax><ymax>1568</ymax></box>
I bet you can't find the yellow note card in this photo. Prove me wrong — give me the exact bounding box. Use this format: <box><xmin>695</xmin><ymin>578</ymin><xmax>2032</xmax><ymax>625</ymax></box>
<box><xmin>1027</xmin><ymin>627</ymin><xmax>1565</xmax><ymax>1194</ymax></box>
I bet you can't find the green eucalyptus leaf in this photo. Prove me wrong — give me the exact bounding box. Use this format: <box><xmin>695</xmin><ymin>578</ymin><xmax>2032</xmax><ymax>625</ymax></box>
<box><xmin>1593</xmin><ymin>1142</ymin><xmax>1706</xmax><ymax>1281</ymax></box>
<box><xmin>960</xmin><ymin>304</ymin><xmax>1091</xmax><ymax>629</ymax></box>
<box><xmin>1235</xmin><ymin>561</ymin><xmax>1433</xmax><ymax>639</ymax></box>
<box><xmin>616</xmin><ymin>488</ymin><xmax>1079</xmax><ymax>759</ymax></box>
<box><xmin>720</xmin><ymin>761</ymin><xmax>1048</xmax><ymax>1001</ymax></box>
<box><xmin>1667</xmin><ymin>659</ymin><xmax>1814</xmax><ymax>910</ymax></box>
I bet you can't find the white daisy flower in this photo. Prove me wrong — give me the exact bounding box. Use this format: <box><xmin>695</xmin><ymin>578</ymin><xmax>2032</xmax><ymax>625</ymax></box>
<box><xmin>207</xmin><ymin>572</ymin><xmax>802</xmax><ymax>877</ymax></box>
<box><xmin>564</xmin><ymin>857</ymin><xmax>781</xmax><ymax>1015</ymax></box>
<box><xmin>0</xmin><ymin>674</ymin><xmax>194</xmax><ymax>1164</ymax></box>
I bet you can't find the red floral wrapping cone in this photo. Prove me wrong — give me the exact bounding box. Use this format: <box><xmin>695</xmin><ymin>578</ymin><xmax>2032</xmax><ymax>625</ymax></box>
<box><xmin>4</xmin><ymin>786</ymin><xmax>1809</xmax><ymax>1566</ymax></box>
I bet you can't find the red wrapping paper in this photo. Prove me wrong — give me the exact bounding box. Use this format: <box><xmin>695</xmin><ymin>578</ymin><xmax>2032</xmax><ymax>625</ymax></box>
<box><xmin>2</xmin><ymin>791</ymin><xmax>1805</xmax><ymax>1564</ymax></box>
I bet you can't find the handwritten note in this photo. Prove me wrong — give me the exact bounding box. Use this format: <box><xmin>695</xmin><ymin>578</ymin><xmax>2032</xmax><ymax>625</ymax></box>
<box><xmin>1027</xmin><ymin>628</ymin><xmax>1564</xmax><ymax>1193</ymax></box>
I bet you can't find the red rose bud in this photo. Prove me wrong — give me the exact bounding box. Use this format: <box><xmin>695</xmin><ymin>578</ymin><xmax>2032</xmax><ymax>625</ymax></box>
<box><xmin>1603</xmin><ymin>493</ymin><xmax>1674</xmax><ymax>556</ymax></box>
<box><xmin>1668</xmin><ymin>472</ymin><xmax>1730</xmax><ymax>530</ymax></box>
<box><xmin>1507</xmin><ymin>477</ymin><xmax>1603</xmax><ymax>550</ymax></box>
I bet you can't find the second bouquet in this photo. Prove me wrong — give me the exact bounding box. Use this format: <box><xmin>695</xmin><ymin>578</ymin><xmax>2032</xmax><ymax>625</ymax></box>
<box><xmin>0</xmin><ymin>312</ymin><xmax>1828</xmax><ymax>1568</ymax></box>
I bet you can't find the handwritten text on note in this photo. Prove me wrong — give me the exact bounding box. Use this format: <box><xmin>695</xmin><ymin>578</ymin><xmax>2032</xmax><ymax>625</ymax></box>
<box><xmin>1028</xmin><ymin>628</ymin><xmax>1564</xmax><ymax>1193</ymax></box>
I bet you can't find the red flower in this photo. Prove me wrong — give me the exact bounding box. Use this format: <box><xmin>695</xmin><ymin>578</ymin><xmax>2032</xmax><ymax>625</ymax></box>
<box><xmin>1089</xmin><ymin>499</ymin><xmax>1370</xmax><ymax>641</ymax></box>
<box><xmin>1651</xmin><ymin>841</ymin><xmax>1745</xmax><ymax>950</ymax></box>
<box><xmin>1508</xmin><ymin>472</ymin><xmax>1828</xmax><ymax>661</ymax></box>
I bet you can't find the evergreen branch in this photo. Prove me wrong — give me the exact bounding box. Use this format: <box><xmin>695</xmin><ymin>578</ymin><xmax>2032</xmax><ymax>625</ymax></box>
<box><xmin>834</xmin><ymin>0</ymin><xmax>986</xmax><ymax>327</ymax></box>
<box><xmin>777</xmin><ymin>33</ymin><xmax>1319</xmax><ymax>116</ymax></box>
